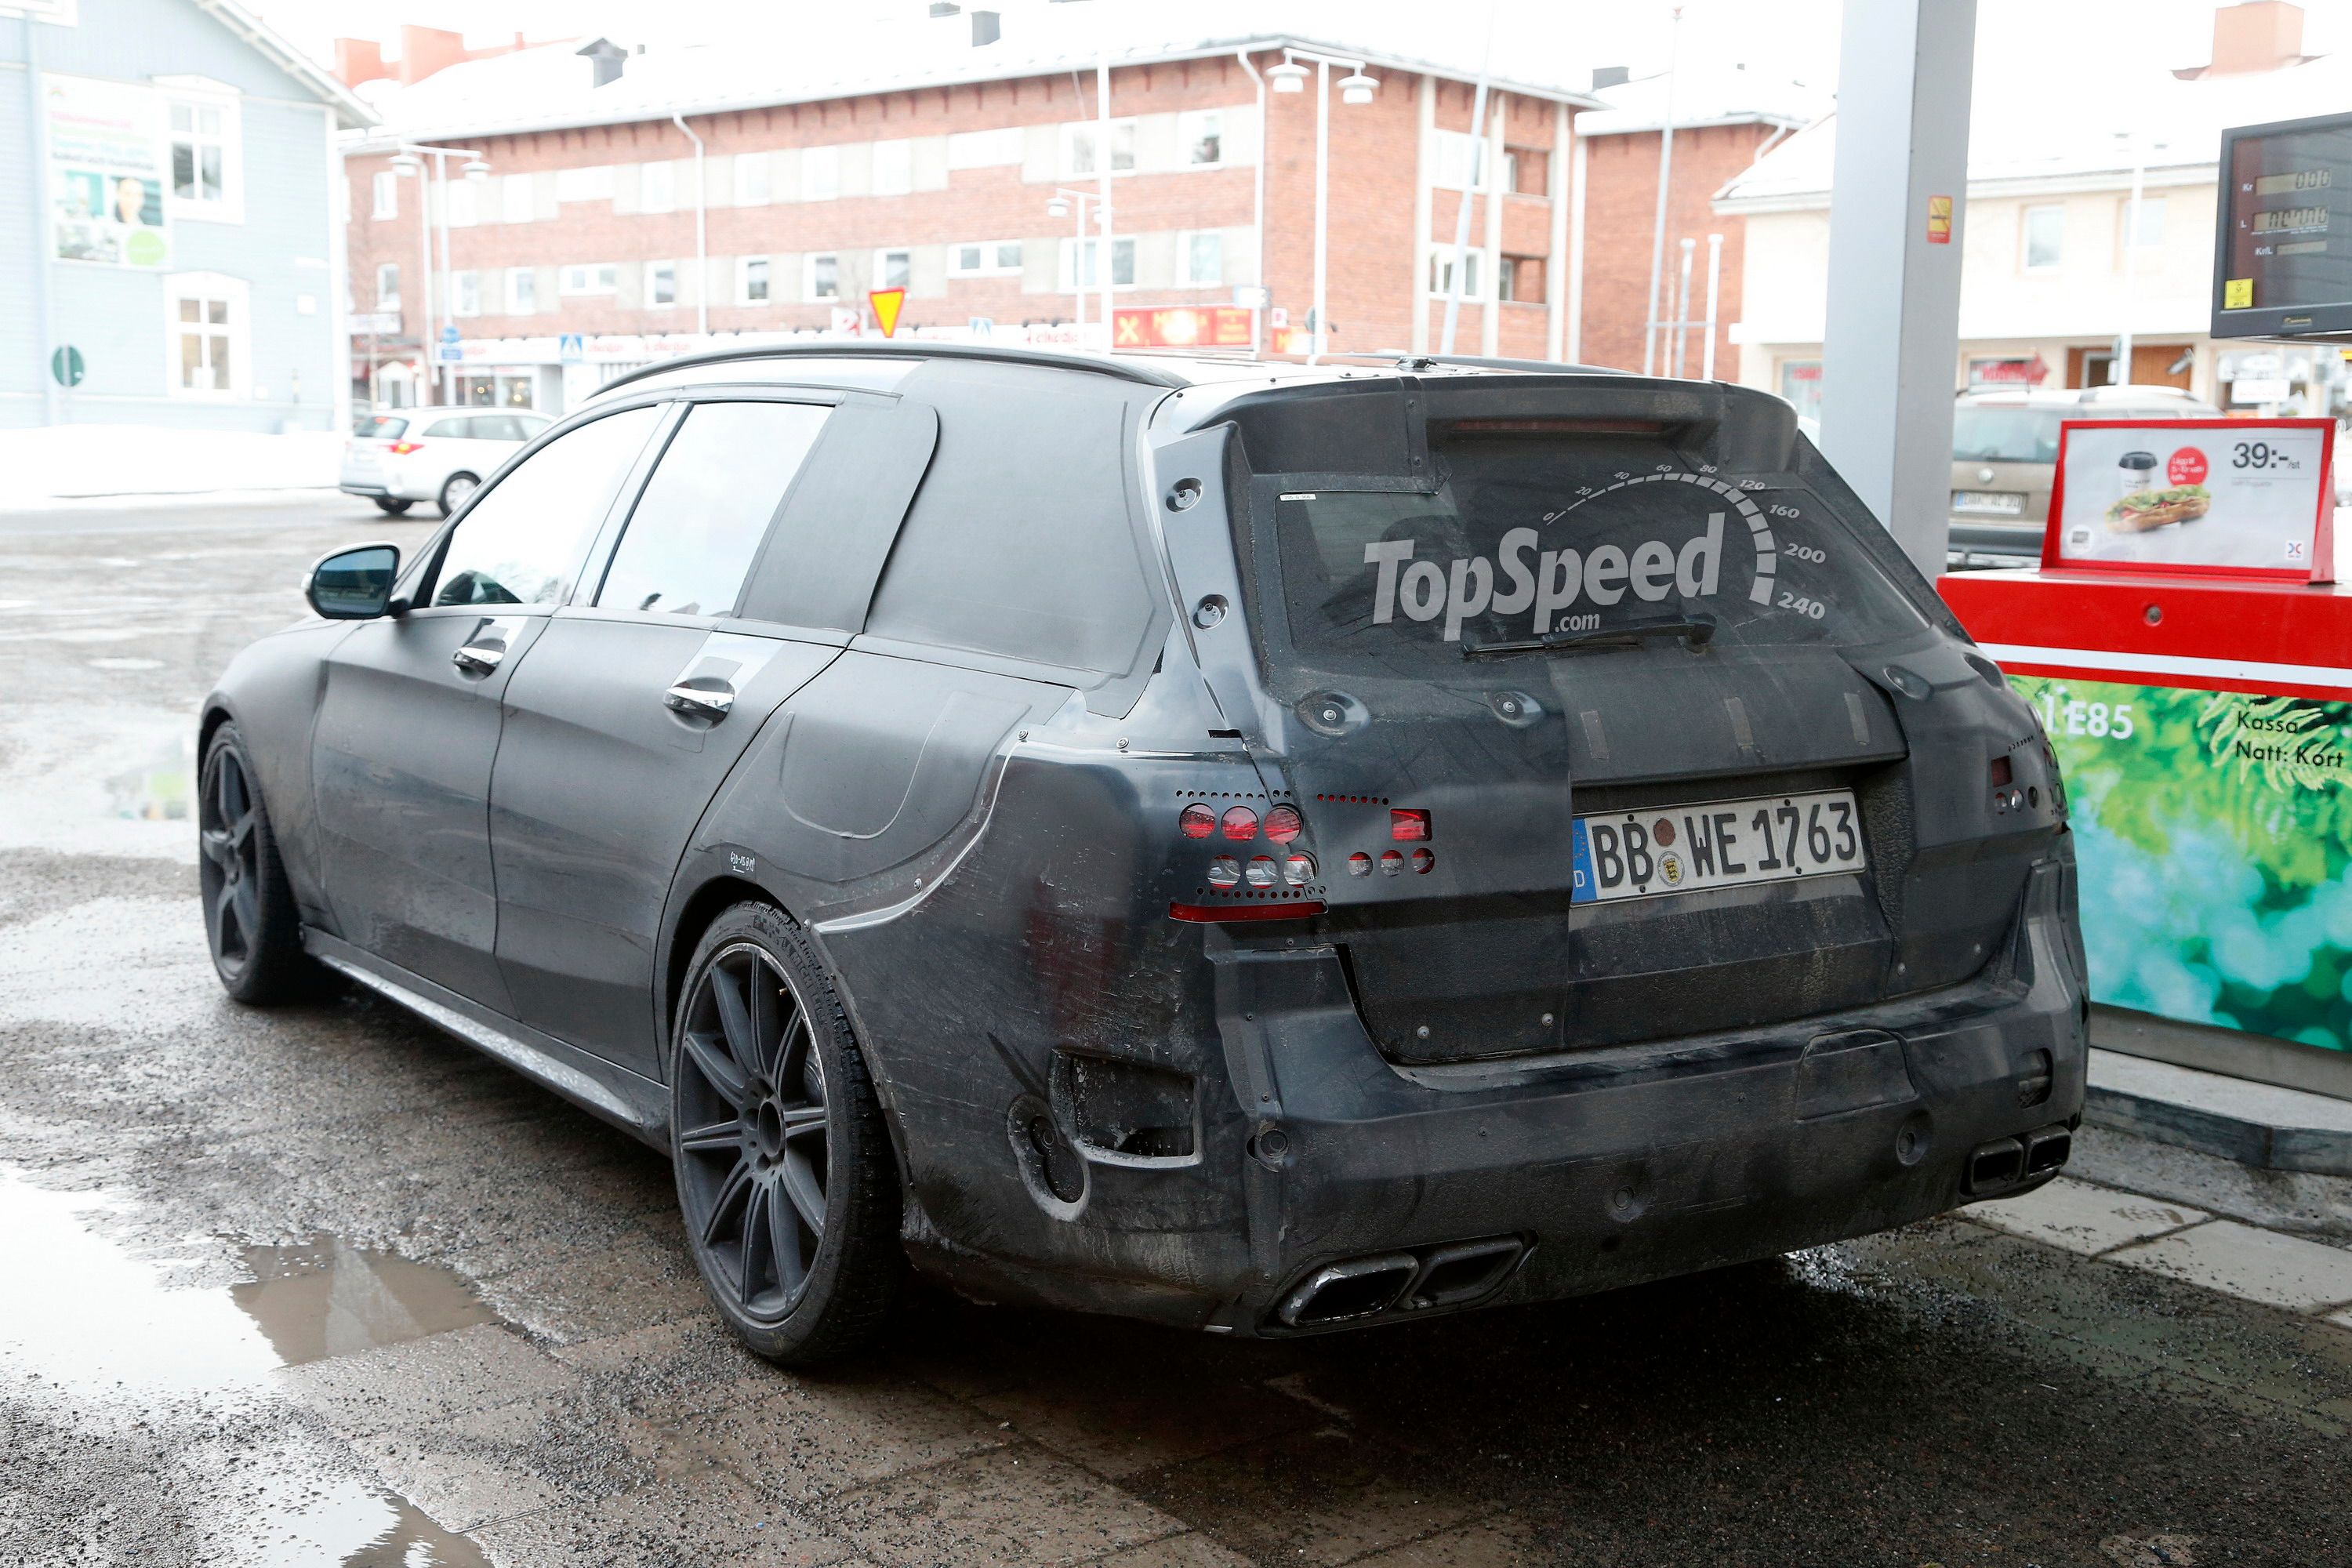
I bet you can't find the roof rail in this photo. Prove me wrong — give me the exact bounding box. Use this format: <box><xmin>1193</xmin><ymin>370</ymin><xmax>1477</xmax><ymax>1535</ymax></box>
<box><xmin>1383</xmin><ymin>353</ymin><xmax>1632</xmax><ymax>376</ymax></box>
<box><xmin>594</xmin><ymin>339</ymin><xmax>1192</xmax><ymax>397</ymax></box>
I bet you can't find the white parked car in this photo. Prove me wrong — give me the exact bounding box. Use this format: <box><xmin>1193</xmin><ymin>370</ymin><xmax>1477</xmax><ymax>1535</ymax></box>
<box><xmin>341</xmin><ymin>409</ymin><xmax>553</xmax><ymax>517</ymax></box>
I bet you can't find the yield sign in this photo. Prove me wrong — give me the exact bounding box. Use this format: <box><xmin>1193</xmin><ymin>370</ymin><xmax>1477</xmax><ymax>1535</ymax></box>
<box><xmin>869</xmin><ymin>288</ymin><xmax>906</xmax><ymax>339</ymax></box>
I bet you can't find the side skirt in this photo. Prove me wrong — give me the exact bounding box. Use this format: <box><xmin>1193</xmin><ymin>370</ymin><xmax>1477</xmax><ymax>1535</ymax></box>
<box><xmin>303</xmin><ymin>930</ymin><xmax>671</xmax><ymax>1149</ymax></box>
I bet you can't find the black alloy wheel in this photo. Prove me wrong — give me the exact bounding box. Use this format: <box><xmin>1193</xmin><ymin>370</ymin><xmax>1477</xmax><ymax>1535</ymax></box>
<box><xmin>671</xmin><ymin>903</ymin><xmax>901</xmax><ymax>1364</ymax></box>
<box><xmin>198</xmin><ymin>725</ymin><xmax>314</xmax><ymax>1004</ymax></box>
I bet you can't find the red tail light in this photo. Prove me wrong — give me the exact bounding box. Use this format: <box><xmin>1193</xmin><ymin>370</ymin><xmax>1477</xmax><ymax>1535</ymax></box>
<box><xmin>387</xmin><ymin>440</ymin><xmax>425</xmax><ymax>455</ymax></box>
<box><xmin>1264</xmin><ymin>804</ymin><xmax>1303</xmax><ymax>844</ymax></box>
<box><xmin>1220</xmin><ymin>805</ymin><xmax>1259</xmax><ymax>840</ymax></box>
<box><xmin>1390</xmin><ymin>808</ymin><xmax>1431</xmax><ymax>842</ymax></box>
<box><xmin>1168</xmin><ymin>899</ymin><xmax>1327</xmax><ymax>923</ymax></box>
<box><xmin>1178</xmin><ymin>803</ymin><xmax>1216</xmax><ymax>839</ymax></box>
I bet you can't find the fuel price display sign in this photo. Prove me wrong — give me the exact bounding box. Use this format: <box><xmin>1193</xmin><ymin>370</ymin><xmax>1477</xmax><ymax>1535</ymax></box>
<box><xmin>2044</xmin><ymin>418</ymin><xmax>2335</xmax><ymax>581</ymax></box>
<box><xmin>2214</xmin><ymin>110</ymin><xmax>2352</xmax><ymax>339</ymax></box>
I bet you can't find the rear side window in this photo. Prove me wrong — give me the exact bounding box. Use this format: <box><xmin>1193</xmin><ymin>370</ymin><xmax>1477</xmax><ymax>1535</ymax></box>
<box><xmin>430</xmin><ymin>405</ymin><xmax>661</xmax><ymax>608</ymax></box>
<box><xmin>865</xmin><ymin>364</ymin><xmax>1157</xmax><ymax>679</ymax></box>
<box><xmin>469</xmin><ymin>413</ymin><xmax>527</xmax><ymax>441</ymax></box>
<box><xmin>353</xmin><ymin>414</ymin><xmax>407</xmax><ymax>439</ymax></box>
<box><xmin>597</xmin><ymin>401</ymin><xmax>829</xmax><ymax>618</ymax></box>
<box><xmin>1258</xmin><ymin>424</ymin><xmax>1927</xmax><ymax>686</ymax></box>
<box><xmin>423</xmin><ymin>417</ymin><xmax>472</xmax><ymax>439</ymax></box>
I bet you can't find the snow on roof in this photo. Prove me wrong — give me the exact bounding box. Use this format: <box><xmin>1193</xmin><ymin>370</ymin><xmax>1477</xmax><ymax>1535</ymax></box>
<box><xmin>354</xmin><ymin>1</ymin><xmax>1602</xmax><ymax>148</ymax></box>
<box><xmin>1719</xmin><ymin>47</ymin><xmax>2352</xmax><ymax>209</ymax></box>
<box><xmin>1575</xmin><ymin>60</ymin><xmax>1828</xmax><ymax>137</ymax></box>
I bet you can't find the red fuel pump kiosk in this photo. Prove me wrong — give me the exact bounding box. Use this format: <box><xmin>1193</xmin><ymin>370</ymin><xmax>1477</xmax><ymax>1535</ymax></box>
<box><xmin>1936</xmin><ymin>108</ymin><xmax>2352</xmax><ymax>1088</ymax></box>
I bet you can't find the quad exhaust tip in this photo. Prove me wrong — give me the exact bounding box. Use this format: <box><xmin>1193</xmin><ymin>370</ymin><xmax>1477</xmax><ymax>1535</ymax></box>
<box><xmin>1964</xmin><ymin>1123</ymin><xmax>2071</xmax><ymax>1196</ymax></box>
<box><xmin>1276</xmin><ymin>1236</ymin><xmax>1526</xmax><ymax>1329</ymax></box>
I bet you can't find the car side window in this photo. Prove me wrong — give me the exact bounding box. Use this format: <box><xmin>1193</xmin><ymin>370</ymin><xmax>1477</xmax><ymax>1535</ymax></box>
<box><xmin>424</xmin><ymin>417</ymin><xmax>471</xmax><ymax>439</ymax></box>
<box><xmin>470</xmin><ymin>414</ymin><xmax>526</xmax><ymax>441</ymax></box>
<box><xmin>595</xmin><ymin>401</ymin><xmax>830</xmax><ymax>618</ymax></box>
<box><xmin>430</xmin><ymin>405</ymin><xmax>662</xmax><ymax>608</ymax></box>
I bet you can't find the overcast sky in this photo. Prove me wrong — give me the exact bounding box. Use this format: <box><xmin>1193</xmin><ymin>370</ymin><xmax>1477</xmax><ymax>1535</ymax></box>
<box><xmin>249</xmin><ymin>0</ymin><xmax>2350</xmax><ymax>99</ymax></box>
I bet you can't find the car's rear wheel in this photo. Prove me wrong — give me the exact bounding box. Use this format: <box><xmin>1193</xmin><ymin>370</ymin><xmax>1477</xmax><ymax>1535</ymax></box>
<box><xmin>372</xmin><ymin>497</ymin><xmax>413</xmax><ymax>515</ymax></box>
<box><xmin>198</xmin><ymin>724</ymin><xmax>317</xmax><ymax>1004</ymax></box>
<box><xmin>670</xmin><ymin>902</ymin><xmax>902</xmax><ymax>1365</ymax></box>
<box><xmin>437</xmin><ymin>473</ymin><xmax>479</xmax><ymax>517</ymax></box>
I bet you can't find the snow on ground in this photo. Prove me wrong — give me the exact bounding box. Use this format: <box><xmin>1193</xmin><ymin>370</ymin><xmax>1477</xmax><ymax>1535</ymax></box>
<box><xmin>0</xmin><ymin>426</ymin><xmax>344</xmax><ymax>508</ymax></box>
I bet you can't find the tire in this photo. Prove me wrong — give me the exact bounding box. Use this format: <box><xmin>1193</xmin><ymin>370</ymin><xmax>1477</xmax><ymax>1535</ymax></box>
<box><xmin>198</xmin><ymin>724</ymin><xmax>318</xmax><ymax>1004</ymax></box>
<box><xmin>670</xmin><ymin>902</ymin><xmax>903</xmax><ymax>1366</ymax></box>
<box><xmin>372</xmin><ymin>497</ymin><xmax>413</xmax><ymax>515</ymax></box>
<box><xmin>437</xmin><ymin>472</ymin><xmax>480</xmax><ymax>517</ymax></box>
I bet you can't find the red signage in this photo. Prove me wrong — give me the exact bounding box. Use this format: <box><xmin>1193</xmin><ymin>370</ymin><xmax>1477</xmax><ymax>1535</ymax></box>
<box><xmin>1111</xmin><ymin>306</ymin><xmax>1255</xmax><ymax>350</ymax></box>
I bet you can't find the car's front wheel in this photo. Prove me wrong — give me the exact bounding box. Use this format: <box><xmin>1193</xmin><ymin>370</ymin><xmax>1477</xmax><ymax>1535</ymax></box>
<box><xmin>437</xmin><ymin>472</ymin><xmax>479</xmax><ymax>517</ymax></box>
<box><xmin>670</xmin><ymin>902</ymin><xmax>903</xmax><ymax>1365</ymax></box>
<box><xmin>198</xmin><ymin>724</ymin><xmax>318</xmax><ymax>1004</ymax></box>
<box><xmin>372</xmin><ymin>497</ymin><xmax>413</xmax><ymax>515</ymax></box>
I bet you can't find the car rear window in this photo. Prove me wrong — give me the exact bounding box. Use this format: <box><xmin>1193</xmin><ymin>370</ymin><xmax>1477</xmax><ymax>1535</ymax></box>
<box><xmin>1254</xmin><ymin>423</ymin><xmax>1929</xmax><ymax>688</ymax></box>
<box><xmin>1952</xmin><ymin>407</ymin><xmax>2063</xmax><ymax>465</ymax></box>
<box><xmin>353</xmin><ymin>415</ymin><xmax>408</xmax><ymax>440</ymax></box>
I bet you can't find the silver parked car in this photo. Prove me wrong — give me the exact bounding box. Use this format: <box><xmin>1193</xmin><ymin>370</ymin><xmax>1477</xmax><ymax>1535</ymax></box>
<box><xmin>342</xmin><ymin>408</ymin><xmax>553</xmax><ymax>517</ymax></box>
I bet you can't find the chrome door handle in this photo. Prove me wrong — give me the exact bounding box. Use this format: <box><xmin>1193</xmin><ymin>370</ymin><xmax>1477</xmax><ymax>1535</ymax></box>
<box><xmin>663</xmin><ymin>682</ymin><xmax>735</xmax><ymax>720</ymax></box>
<box><xmin>452</xmin><ymin>643</ymin><xmax>505</xmax><ymax>674</ymax></box>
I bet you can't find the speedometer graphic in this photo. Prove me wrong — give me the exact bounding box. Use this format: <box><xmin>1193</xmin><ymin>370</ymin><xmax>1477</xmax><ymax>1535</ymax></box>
<box><xmin>1562</xmin><ymin>471</ymin><xmax>1780</xmax><ymax>607</ymax></box>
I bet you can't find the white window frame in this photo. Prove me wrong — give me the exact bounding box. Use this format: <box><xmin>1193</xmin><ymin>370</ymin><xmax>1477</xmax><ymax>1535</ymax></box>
<box><xmin>371</xmin><ymin>169</ymin><xmax>398</xmax><ymax>220</ymax></box>
<box><xmin>949</xmin><ymin>239</ymin><xmax>1022</xmax><ymax>278</ymax></box>
<box><xmin>801</xmin><ymin>145</ymin><xmax>841</xmax><ymax>202</ymax></box>
<box><xmin>872</xmin><ymin>139</ymin><xmax>914</xmax><ymax>196</ymax></box>
<box><xmin>2124</xmin><ymin>194</ymin><xmax>2166</xmax><ymax>250</ymax></box>
<box><xmin>1058</xmin><ymin>235</ymin><xmax>1136</xmax><ymax>292</ymax></box>
<box><xmin>738</xmin><ymin>255</ymin><xmax>771</xmax><ymax>305</ymax></box>
<box><xmin>1430</xmin><ymin>129</ymin><xmax>1492</xmax><ymax>193</ymax></box>
<box><xmin>444</xmin><ymin>177</ymin><xmax>478</xmax><ymax>228</ymax></box>
<box><xmin>735</xmin><ymin>154</ymin><xmax>771</xmax><ymax>206</ymax></box>
<box><xmin>453</xmin><ymin>270</ymin><xmax>480</xmax><ymax>318</ymax></box>
<box><xmin>805</xmin><ymin>252</ymin><xmax>840</xmax><ymax>301</ymax></box>
<box><xmin>158</xmin><ymin>78</ymin><xmax>242</xmax><ymax>223</ymax></box>
<box><xmin>873</xmin><ymin>247</ymin><xmax>912</xmax><ymax>292</ymax></box>
<box><xmin>554</xmin><ymin>165</ymin><xmax>615</xmax><ymax>204</ymax></box>
<box><xmin>946</xmin><ymin>126</ymin><xmax>1023</xmax><ymax>169</ymax></box>
<box><xmin>559</xmin><ymin>263</ymin><xmax>619</xmax><ymax>296</ymax></box>
<box><xmin>505</xmin><ymin>267</ymin><xmax>536</xmax><ymax>315</ymax></box>
<box><xmin>1425</xmin><ymin>244</ymin><xmax>1486</xmax><ymax>299</ymax></box>
<box><xmin>2023</xmin><ymin>203</ymin><xmax>2065</xmax><ymax>271</ymax></box>
<box><xmin>164</xmin><ymin>271</ymin><xmax>249</xmax><ymax>400</ymax></box>
<box><xmin>1062</xmin><ymin>118</ymin><xmax>1138</xmax><ymax>179</ymax></box>
<box><xmin>501</xmin><ymin>174</ymin><xmax>533</xmax><ymax>224</ymax></box>
<box><xmin>640</xmin><ymin>159</ymin><xmax>677</xmax><ymax>214</ymax></box>
<box><xmin>1178</xmin><ymin>110</ymin><xmax>1226</xmax><ymax>169</ymax></box>
<box><xmin>646</xmin><ymin>260</ymin><xmax>677</xmax><ymax>308</ymax></box>
<box><xmin>375</xmin><ymin>262</ymin><xmax>400</xmax><ymax>311</ymax></box>
<box><xmin>1179</xmin><ymin>230</ymin><xmax>1225</xmax><ymax>288</ymax></box>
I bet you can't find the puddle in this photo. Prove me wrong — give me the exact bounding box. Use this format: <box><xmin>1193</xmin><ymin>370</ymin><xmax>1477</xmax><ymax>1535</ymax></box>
<box><xmin>234</xmin><ymin>1236</ymin><xmax>499</xmax><ymax>1366</ymax></box>
<box><xmin>0</xmin><ymin>1170</ymin><xmax>495</xmax><ymax>1565</ymax></box>
<box><xmin>106</xmin><ymin>732</ymin><xmax>194</xmax><ymax>822</ymax></box>
<box><xmin>89</xmin><ymin>655</ymin><xmax>166</xmax><ymax>671</ymax></box>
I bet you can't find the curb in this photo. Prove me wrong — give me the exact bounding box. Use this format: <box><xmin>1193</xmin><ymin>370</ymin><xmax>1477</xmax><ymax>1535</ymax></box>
<box><xmin>2083</xmin><ymin>1048</ymin><xmax>2352</xmax><ymax>1177</ymax></box>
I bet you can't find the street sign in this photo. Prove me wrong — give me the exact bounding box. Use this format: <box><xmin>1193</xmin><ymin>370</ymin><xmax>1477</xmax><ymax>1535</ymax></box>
<box><xmin>869</xmin><ymin>287</ymin><xmax>906</xmax><ymax>338</ymax></box>
<box><xmin>1232</xmin><ymin>285</ymin><xmax>1271</xmax><ymax>309</ymax></box>
<box><xmin>439</xmin><ymin>325</ymin><xmax>460</xmax><ymax>343</ymax></box>
<box><xmin>437</xmin><ymin>345</ymin><xmax>463</xmax><ymax>362</ymax></box>
<box><xmin>829</xmin><ymin>306</ymin><xmax>862</xmax><ymax>336</ymax></box>
<box><xmin>558</xmin><ymin>333</ymin><xmax>584</xmax><ymax>363</ymax></box>
<box><xmin>49</xmin><ymin>345</ymin><xmax>84</xmax><ymax>387</ymax></box>
<box><xmin>967</xmin><ymin>316</ymin><xmax>994</xmax><ymax>337</ymax></box>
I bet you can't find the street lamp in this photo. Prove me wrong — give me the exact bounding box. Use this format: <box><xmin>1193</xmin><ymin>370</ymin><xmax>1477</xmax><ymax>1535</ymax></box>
<box><xmin>1275</xmin><ymin>50</ymin><xmax>1377</xmax><ymax>364</ymax></box>
<box><xmin>376</xmin><ymin>141</ymin><xmax>489</xmax><ymax>404</ymax></box>
<box><xmin>1047</xmin><ymin>188</ymin><xmax>1106</xmax><ymax>331</ymax></box>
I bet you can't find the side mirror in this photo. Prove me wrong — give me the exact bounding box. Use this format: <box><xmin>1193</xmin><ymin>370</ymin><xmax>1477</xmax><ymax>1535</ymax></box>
<box><xmin>307</xmin><ymin>543</ymin><xmax>404</xmax><ymax>619</ymax></box>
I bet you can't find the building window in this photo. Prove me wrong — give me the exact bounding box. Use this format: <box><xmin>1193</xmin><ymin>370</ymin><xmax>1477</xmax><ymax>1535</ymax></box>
<box><xmin>165</xmin><ymin>93</ymin><xmax>238</xmax><ymax>219</ymax></box>
<box><xmin>2024</xmin><ymin>204</ymin><xmax>2064</xmax><ymax>270</ymax></box>
<box><xmin>1778</xmin><ymin>359</ymin><xmax>1823</xmax><ymax>423</ymax></box>
<box><xmin>560</xmin><ymin>263</ymin><xmax>619</xmax><ymax>296</ymax></box>
<box><xmin>454</xmin><ymin>270</ymin><xmax>480</xmax><ymax>317</ymax></box>
<box><xmin>735</xmin><ymin>154</ymin><xmax>771</xmax><ymax>205</ymax></box>
<box><xmin>640</xmin><ymin>160</ymin><xmax>677</xmax><ymax>213</ymax></box>
<box><xmin>1432</xmin><ymin>129</ymin><xmax>1494</xmax><ymax>191</ymax></box>
<box><xmin>805</xmin><ymin>252</ymin><xmax>838</xmax><ymax>300</ymax></box>
<box><xmin>371</xmin><ymin>169</ymin><xmax>397</xmax><ymax>220</ymax></box>
<box><xmin>946</xmin><ymin>126</ymin><xmax>1023</xmax><ymax>169</ymax></box>
<box><xmin>949</xmin><ymin>240</ymin><xmax>1022</xmax><ymax>277</ymax></box>
<box><xmin>802</xmin><ymin>146</ymin><xmax>840</xmax><ymax>201</ymax></box>
<box><xmin>1181</xmin><ymin>231</ymin><xmax>1224</xmax><ymax>287</ymax></box>
<box><xmin>1507</xmin><ymin>146</ymin><xmax>1548</xmax><ymax>195</ymax></box>
<box><xmin>375</xmin><ymin>263</ymin><xmax>400</xmax><ymax>311</ymax></box>
<box><xmin>873</xmin><ymin>139</ymin><xmax>913</xmax><ymax>195</ymax></box>
<box><xmin>875</xmin><ymin>248</ymin><xmax>911</xmax><ymax>291</ymax></box>
<box><xmin>1179</xmin><ymin>110</ymin><xmax>1224</xmax><ymax>167</ymax></box>
<box><xmin>1497</xmin><ymin>255</ymin><xmax>1544</xmax><ymax>303</ymax></box>
<box><xmin>2124</xmin><ymin>194</ymin><xmax>2165</xmax><ymax>249</ymax></box>
<box><xmin>506</xmin><ymin>267</ymin><xmax>536</xmax><ymax>314</ymax></box>
<box><xmin>502</xmin><ymin>174</ymin><xmax>533</xmax><ymax>223</ymax></box>
<box><xmin>165</xmin><ymin>273</ymin><xmax>247</xmax><ymax>397</ymax></box>
<box><xmin>647</xmin><ymin>260</ymin><xmax>677</xmax><ymax>307</ymax></box>
<box><xmin>445</xmin><ymin>178</ymin><xmax>477</xmax><ymax>227</ymax></box>
<box><xmin>739</xmin><ymin>256</ymin><xmax>771</xmax><ymax>303</ymax></box>
<box><xmin>1060</xmin><ymin>236</ymin><xmax>1135</xmax><ymax>290</ymax></box>
<box><xmin>554</xmin><ymin>165</ymin><xmax>614</xmax><ymax>203</ymax></box>
<box><xmin>1426</xmin><ymin>245</ymin><xmax>1484</xmax><ymax>299</ymax></box>
<box><xmin>1063</xmin><ymin>119</ymin><xmax>1136</xmax><ymax>177</ymax></box>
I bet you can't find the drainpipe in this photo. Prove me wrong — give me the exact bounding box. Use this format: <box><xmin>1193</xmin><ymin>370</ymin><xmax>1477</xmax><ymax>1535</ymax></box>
<box><xmin>1096</xmin><ymin>56</ymin><xmax>1114</xmax><ymax>339</ymax></box>
<box><xmin>1642</xmin><ymin>5</ymin><xmax>1684</xmax><ymax>376</ymax></box>
<box><xmin>24</xmin><ymin>16</ymin><xmax>60</xmax><ymax>423</ymax></box>
<box><xmin>1439</xmin><ymin>5</ymin><xmax>1500</xmax><ymax>356</ymax></box>
<box><xmin>1235</xmin><ymin>48</ymin><xmax>1265</xmax><ymax>356</ymax></box>
<box><xmin>672</xmin><ymin>111</ymin><xmax>707</xmax><ymax>338</ymax></box>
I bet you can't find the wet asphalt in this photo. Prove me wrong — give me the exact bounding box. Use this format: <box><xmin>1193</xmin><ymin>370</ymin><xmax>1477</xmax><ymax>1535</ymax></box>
<box><xmin>2</xmin><ymin>491</ymin><xmax>2349</xmax><ymax>1568</ymax></box>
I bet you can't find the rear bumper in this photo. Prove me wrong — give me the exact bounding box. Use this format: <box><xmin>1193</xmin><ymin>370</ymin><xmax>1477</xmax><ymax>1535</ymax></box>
<box><xmin>909</xmin><ymin>859</ymin><xmax>2088</xmax><ymax>1335</ymax></box>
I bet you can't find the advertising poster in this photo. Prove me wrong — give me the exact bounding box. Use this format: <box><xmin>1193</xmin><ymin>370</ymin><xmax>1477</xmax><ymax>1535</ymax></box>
<box><xmin>45</xmin><ymin>72</ymin><xmax>169</xmax><ymax>270</ymax></box>
<box><xmin>2013</xmin><ymin>673</ymin><xmax>2352</xmax><ymax>1053</ymax></box>
<box><xmin>2046</xmin><ymin>419</ymin><xmax>2332</xmax><ymax>577</ymax></box>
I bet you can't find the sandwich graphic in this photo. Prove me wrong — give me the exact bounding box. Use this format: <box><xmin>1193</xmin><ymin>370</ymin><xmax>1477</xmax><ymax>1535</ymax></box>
<box><xmin>2105</xmin><ymin>483</ymin><xmax>2211</xmax><ymax>532</ymax></box>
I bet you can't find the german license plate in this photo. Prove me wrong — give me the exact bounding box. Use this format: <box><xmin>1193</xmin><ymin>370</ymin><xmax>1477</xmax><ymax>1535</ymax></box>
<box><xmin>1951</xmin><ymin>490</ymin><xmax>2024</xmax><ymax>515</ymax></box>
<box><xmin>1570</xmin><ymin>789</ymin><xmax>1866</xmax><ymax>905</ymax></box>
